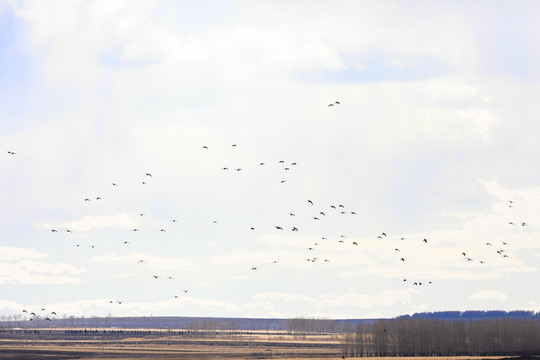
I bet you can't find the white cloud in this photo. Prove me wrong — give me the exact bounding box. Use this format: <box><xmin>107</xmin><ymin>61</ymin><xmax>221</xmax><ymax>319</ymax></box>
<box><xmin>253</xmin><ymin>288</ymin><xmax>416</xmax><ymax>310</ymax></box>
<box><xmin>62</xmin><ymin>213</ymin><xmax>138</xmax><ymax>232</ymax></box>
<box><xmin>470</xmin><ymin>290</ymin><xmax>507</xmax><ymax>301</ymax></box>
<box><xmin>92</xmin><ymin>252</ymin><xmax>192</xmax><ymax>271</ymax></box>
<box><xmin>0</xmin><ymin>247</ymin><xmax>47</xmax><ymax>261</ymax></box>
<box><xmin>0</xmin><ymin>247</ymin><xmax>85</xmax><ymax>284</ymax></box>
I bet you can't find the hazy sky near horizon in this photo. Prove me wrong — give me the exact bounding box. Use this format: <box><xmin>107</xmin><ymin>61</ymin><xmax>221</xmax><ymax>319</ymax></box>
<box><xmin>1</xmin><ymin>0</ymin><xmax>540</xmax><ymax>320</ymax></box>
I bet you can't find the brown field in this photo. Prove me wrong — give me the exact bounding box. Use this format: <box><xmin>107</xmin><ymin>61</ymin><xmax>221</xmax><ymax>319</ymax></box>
<box><xmin>0</xmin><ymin>328</ymin><xmax>530</xmax><ymax>359</ymax></box>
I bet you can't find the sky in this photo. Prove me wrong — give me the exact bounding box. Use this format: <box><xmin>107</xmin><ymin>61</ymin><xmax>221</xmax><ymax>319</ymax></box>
<box><xmin>1</xmin><ymin>0</ymin><xmax>540</xmax><ymax>321</ymax></box>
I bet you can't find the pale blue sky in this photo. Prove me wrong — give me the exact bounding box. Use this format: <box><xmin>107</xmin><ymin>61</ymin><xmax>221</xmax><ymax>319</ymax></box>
<box><xmin>1</xmin><ymin>0</ymin><xmax>540</xmax><ymax>319</ymax></box>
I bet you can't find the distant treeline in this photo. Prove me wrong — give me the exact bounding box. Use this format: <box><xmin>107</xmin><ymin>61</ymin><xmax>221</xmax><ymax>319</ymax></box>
<box><xmin>400</xmin><ymin>310</ymin><xmax>540</xmax><ymax>320</ymax></box>
<box><xmin>1</xmin><ymin>310</ymin><xmax>539</xmax><ymax>333</ymax></box>
<box><xmin>342</xmin><ymin>317</ymin><xmax>540</xmax><ymax>357</ymax></box>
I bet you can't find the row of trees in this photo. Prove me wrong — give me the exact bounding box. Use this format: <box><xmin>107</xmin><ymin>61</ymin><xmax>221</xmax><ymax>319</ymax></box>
<box><xmin>342</xmin><ymin>317</ymin><xmax>540</xmax><ymax>357</ymax></box>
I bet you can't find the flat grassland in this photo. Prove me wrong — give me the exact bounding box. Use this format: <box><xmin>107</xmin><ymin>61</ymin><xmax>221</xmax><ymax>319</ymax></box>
<box><xmin>0</xmin><ymin>328</ymin><xmax>529</xmax><ymax>360</ymax></box>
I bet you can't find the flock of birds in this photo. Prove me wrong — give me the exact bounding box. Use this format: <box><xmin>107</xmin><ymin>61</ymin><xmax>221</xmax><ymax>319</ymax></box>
<box><xmin>3</xmin><ymin>101</ymin><xmax>531</xmax><ymax>318</ymax></box>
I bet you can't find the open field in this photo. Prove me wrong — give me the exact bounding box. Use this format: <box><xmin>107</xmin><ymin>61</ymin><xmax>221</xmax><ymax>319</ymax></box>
<box><xmin>1</xmin><ymin>329</ymin><xmax>537</xmax><ymax>360</ymax></box>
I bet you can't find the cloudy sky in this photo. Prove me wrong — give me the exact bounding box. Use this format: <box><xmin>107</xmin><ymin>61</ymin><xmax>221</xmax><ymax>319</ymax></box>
<box><xmin>1</xmin><ymin>0</ymin><xmax>540</xmax><ymax>320</ymax></box>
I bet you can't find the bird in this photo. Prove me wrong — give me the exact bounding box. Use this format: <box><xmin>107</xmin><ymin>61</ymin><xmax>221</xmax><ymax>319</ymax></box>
<box><xmin>51</xmin><ymin>312</ymin><xmax>56</xmax><ymax>315</ymax></box>
<box><xmin>112</xmin><ymin>183</ymin><xmax>118</xmax><ymax>186</ymax></box>
<box><xmin>259</xmin><ymin>162</ymin><xmax>265</xmax><ymax>165</ymax></box>
<box><xmin>335</xmin><ymin>101</ymin><xmax>340</xmax><ymax>105</ymax></box>
<box><xmin>202</xmin><ymin>146</ymin><xmax>208</xmax><ymax>149</ymax></box>
<box><xmin>6</xmin><ymin>151</ymin><xmax>16</xmax><ymax>155</ymax></box>
<box><xmin>250</xmin><ymin>227</ymin><xmax>255</xmax><ymax>230</ymax></box>
<box><xmin>313</xmin><ymin>217</ymin><xmax>319</xmax><ymax>220</ymax></box>
<box><xmin>289</xmin><ymin>213</ymin><xmax>295</xmax><ymax>216</ymax></box>
<box><xmin>320</xmin><ymin>212</ymin><xmax>326</xmax><ymax>216</ymax></box>
<box><xmin>51</xmin><ymin>229</ymin><xmax>58</xmax><ymax>232</ymax></box>
<box><xmin>275</xmin><ymin>226</ymin><xmax>283</xmax><ymax>230</ymax></box>
<box><xmin>292</xmin><ymin>227</ymin><xmax>299</xmax><ymax>231</ymax></box>
<box><xmin>352</xmin><ymin>242</ymin><xmax>358</xmax><ymax>245</ymax></box>
<box><xmin>278</xmin><ymin>160</ymin><xmax>285</xmax><ymax>163</ymax></box>
<box><xmin>95</xmin><ymin>197</ymin><xmax>101</xmax><ymax>200</ymax></box>
<box><xmin>232</xmin><ymin>144</ymin><xmax>237</xmax><ymax>147</ymax></box>
<box><xmin>123</xmin><ymin>241</ymin><xmax>130</xmax><ymax>244</ymax></box>
<box><xmin>132</xmin><ymin>229</ymin><xmax>139</xmax><ymax>232</ymax></box>
<box><xmin>280</xmin><ymin>180</ymin><xmax>286</xmax><ymax>183</ymax></box>
<box><xmin>152</xmin><ymin>275</ymin><xmax>159</xmax><ymax>279</ymax></box>
<box><xmin>423</xmin><ymin>239</ymin><xmax>428</xmax><ymax>243</ymax></box>
<box><xmin>160</xmin><ymin>229</ymin><xmax>166</xmax><ymax>232</ymax></box>
<box><xmin>222</xmin><ymin>167</ymin><xmax>229</xmax><ymax>170</ymax></box>
<box><xmin>84</xmin><ymin>198</ymin><xmax>91</xmax><ymax>202</ymax></box>
<box><xmin>141</xmin><ymin>181</ymin><xmax>147</xmax><ymax>184</ymax></box>
<box><xmin>400</xmin><ymin>258</ymin><xmax>405</xmax><ymax>262</ymax></box>
<box><xmin>145</xmin><ymin>173</ymin><xmax>152</xmax><ymax>177</ymax></box>
<box><xmin>328</xmin><ymin>103</ymin><xmax>334</xmax><ymax>107</ymax></box>
<box><xmin>137</xmin><ymin>260</ymin><xmax>144</xmax><ymax>263</ymax></box>
<box><xmin>251</xmin><ymin>267</ymin><xmax>258</xmax><ymax>270</ymax></box>
<box><xmin>307</xmin><ymin>200</ymin><xmax>313</xmax><ymax>205</ymax></box>
<box><xmin>66</xmin><ymin>229</ymin><xmax>72</xmax><ymax>233</ymax></box>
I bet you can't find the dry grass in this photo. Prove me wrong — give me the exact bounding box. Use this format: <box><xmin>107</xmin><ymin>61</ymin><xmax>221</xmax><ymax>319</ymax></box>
<box><xmin>0</xmin><ymin>329</ymin><xmax>527</xmax><ymax>359</ymax></box>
